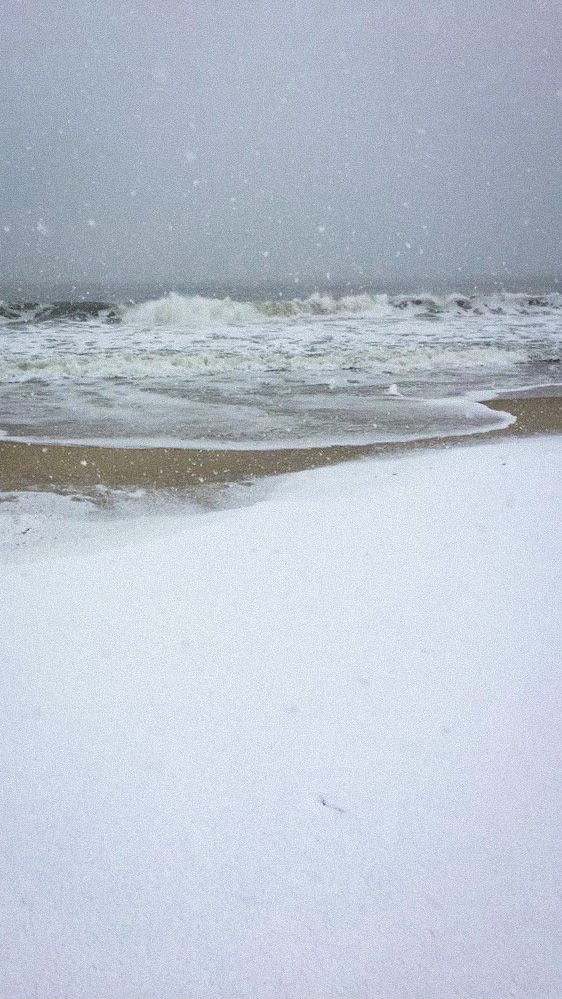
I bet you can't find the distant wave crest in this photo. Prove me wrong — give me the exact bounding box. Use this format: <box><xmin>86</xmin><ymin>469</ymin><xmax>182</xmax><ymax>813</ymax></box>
<box><xmin>1</xmin><ymin>291</ymin><xmax>561</xmax><ymax>326</ymax></box>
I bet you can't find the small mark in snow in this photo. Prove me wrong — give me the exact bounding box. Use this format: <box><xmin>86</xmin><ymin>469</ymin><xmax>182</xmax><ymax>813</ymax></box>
<box><xmin>318</xmin><ymin>795</ymin><xmax>345</xmax><ymax>814</ymax></box>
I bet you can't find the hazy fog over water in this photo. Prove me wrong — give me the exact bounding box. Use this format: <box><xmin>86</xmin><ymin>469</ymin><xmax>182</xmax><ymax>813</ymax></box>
<box><xmin>1</xmin><ymin>0</ymin><xmax>561</xmax><ymax>296</ymax></box>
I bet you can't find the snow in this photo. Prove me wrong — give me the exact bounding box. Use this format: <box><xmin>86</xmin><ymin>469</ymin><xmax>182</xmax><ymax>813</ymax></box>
<box><xmin>1</xmin><ymin>437</ymin><xmax>561</xmax><ymax>998</ymax></box>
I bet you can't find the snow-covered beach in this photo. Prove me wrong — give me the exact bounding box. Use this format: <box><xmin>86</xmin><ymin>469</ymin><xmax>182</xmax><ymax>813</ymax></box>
<box><xmin>3</xmin><ymin>0</ymin><xmax>562</xmax><ymax>991</ymax></box>
<box><xmin>1</xmin><ymin>432</ymin><xmax>561</xmax><ymax>997</ymax></box>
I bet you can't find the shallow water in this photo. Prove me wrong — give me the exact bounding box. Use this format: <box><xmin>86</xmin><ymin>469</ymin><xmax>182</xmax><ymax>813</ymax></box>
<box><xmin>1</xmin><ymin>393</ymin><xmax>560</xmax><ymax>559</ymax></box>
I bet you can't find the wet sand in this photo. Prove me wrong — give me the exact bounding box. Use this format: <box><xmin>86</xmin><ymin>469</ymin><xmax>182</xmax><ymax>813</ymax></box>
<box><xmin>0</xmin><ymin>394</ymin><xmax>560</xmax><ymax>495</ymax></box>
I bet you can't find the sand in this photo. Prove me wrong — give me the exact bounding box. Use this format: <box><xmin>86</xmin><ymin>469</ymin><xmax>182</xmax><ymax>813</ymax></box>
<box><xmin>0</xmin><ymin>392</ymin><xmax>560</xmax><ymax>495</ymax></box>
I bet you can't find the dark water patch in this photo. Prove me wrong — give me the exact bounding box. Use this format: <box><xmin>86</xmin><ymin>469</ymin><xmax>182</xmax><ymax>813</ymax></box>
<box><xmin>0</xmin><ymin>301</ymin><xmax>122</xmax><ymax>324</ymax></box>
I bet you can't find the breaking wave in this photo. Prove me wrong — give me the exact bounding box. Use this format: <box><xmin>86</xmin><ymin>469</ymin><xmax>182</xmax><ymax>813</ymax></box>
<box><xmin>1</xmin><ymin>291</ymin><xmax>561</xmax><ymax>326</ymax></box>
<box><xmin>0</xmin><ymin>344</ymin><xmax>533</xmax><ymax>383</ymax></box>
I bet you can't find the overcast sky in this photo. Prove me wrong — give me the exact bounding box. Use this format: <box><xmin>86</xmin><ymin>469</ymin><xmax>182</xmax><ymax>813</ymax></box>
<box><xmin>1</xmin><ymin>0</ymin><xmax>561</xmax><ymax>294</ymax></box>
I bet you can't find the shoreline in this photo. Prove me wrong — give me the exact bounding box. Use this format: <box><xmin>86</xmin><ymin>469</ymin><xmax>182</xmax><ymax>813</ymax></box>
<box><xmin>1</xmin><ymin>393</ymin><xmax>561</xmax><ymax>495</ymax></box>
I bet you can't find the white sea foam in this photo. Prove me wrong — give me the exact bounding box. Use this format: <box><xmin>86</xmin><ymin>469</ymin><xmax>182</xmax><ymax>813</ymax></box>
<box><xmin>0</xmin><ymin>344</ymin><xmax>532</xmax><ymax>382</ymax></box>
<box><xmin>125</xmin><ymin>292</ymin><xmax>263</xmax><ymax>325</ymax></box>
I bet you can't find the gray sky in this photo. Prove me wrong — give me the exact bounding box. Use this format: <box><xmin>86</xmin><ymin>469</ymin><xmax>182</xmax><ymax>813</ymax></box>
<box><xmin>1</xmin><ymin>0</ymin><xmax>561</xmax><ymax>294</ymax></box>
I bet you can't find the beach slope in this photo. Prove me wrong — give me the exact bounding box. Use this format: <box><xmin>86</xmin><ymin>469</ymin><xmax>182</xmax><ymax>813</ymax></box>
<box><xmin>1</xmin><ymin>436</ymin><xmax>561</xmax><ymax>997</ymax></box>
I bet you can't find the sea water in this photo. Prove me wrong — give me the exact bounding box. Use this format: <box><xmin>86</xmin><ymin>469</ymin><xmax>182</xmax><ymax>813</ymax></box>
<box><xmin>1</xmin><ymin>290</ymin><xmax>560</xmax><ymax>449</ymax></box>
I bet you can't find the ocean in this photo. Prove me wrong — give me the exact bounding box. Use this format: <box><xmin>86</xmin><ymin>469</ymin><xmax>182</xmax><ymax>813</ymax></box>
<box><xmin>1</xmin><ymin>290</ymin><xmax>560</xmax><ymax>456</ymax></box>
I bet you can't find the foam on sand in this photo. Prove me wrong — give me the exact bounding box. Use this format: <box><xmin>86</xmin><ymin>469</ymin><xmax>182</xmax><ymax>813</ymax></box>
<box><xmin>1</xmin><ymin>435</ymin><xmax>561</xmax><ymax>996</ymax></box>
<box><xmin>0</xmin><ymin>392</ymin><xmax>558</xmax><ymax>496</ymax></box>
